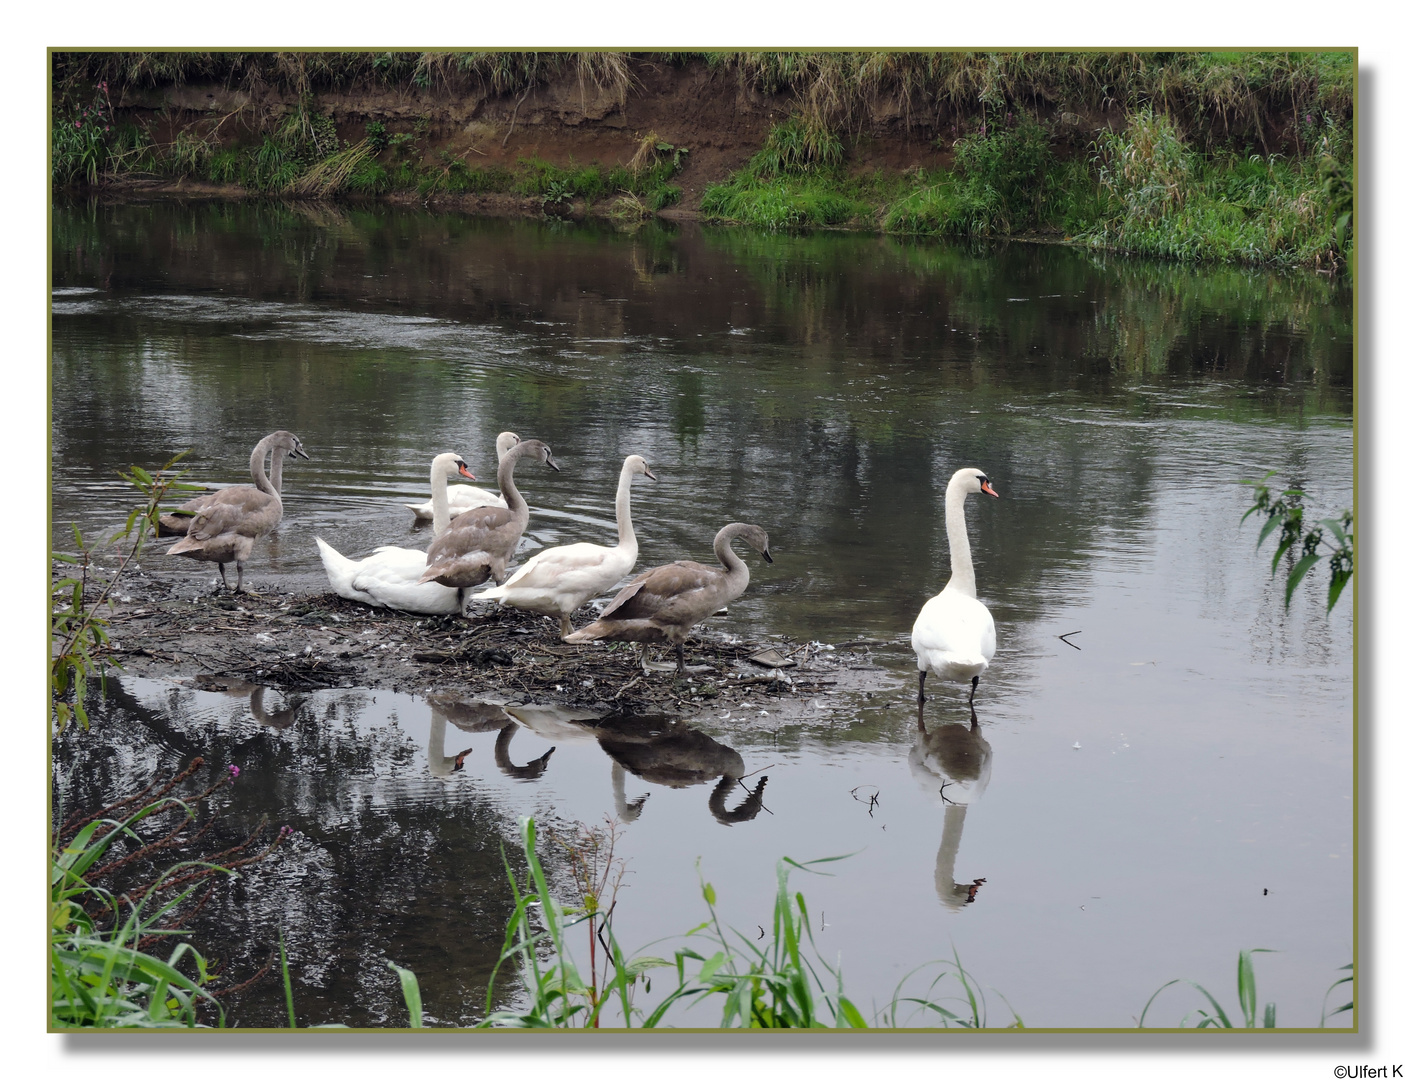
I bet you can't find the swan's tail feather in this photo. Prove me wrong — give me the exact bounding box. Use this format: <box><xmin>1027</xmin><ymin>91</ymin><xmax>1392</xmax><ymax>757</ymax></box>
<box><xmin>314</xmin><ymin>536</ymin><xmax>360</xmax><ymax>594</ymax></box>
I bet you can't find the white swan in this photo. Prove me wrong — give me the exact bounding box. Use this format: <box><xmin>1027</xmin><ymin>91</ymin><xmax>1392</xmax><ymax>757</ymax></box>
<box><xmin>405</xmin><ymin>431</ymin><xmax>519</xmax><ymax>523</ymax></box>
<box><xmin>911</xmin><ymin>467</ymin><xmax>999</xmax><ymax>712</ymax></box>
<box><xmin>314</xmin><ymin>452</ymin><xmax>473</xmax><ymax>614</ymax></box>
<box><xmin>474</xmin><ymin>454</ymin><xmax>657</xmax><ymax>637</ymax></box>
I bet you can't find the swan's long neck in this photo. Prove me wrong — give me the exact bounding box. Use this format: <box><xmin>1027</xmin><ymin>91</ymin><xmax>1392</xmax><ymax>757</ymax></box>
<box><xmin>429</xmin><ymin>458</ymin><xmax>454</xmax><ymax>537</ymax></box>
<box><xmin>945</xmin><ymin>481</ymin><xmax>978</xmax><ymax>597</ymax></box>
<box><xmin>268</xmin><ymin>449</ymin><xmax>286</xmax><ymax>494</ymax></box>
<box><xmin>613</xmin><ymin>465</ymin><xmax>638</xmax><ymax>553</ymax></box>
<box><xmin>713</xmin><ymin>525</ymin><xmax>751</xmax><ymax>592</ymax></box>
<box><xmin>498</xmin><ymin>450</ymin><xmax>529</xmax><ymax>523</ymax></box>
<box><xmin>248</xmin><ymin>435</ymin><xmax>280</xmax><ymax>500</ymax></box>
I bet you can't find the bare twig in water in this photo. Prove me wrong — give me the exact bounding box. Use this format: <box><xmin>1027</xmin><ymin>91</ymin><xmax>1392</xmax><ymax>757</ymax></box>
<box><xmin>1058</xmin><ymin>631</ymin><xmax>1083</xmax><ymax>650</ymax></box>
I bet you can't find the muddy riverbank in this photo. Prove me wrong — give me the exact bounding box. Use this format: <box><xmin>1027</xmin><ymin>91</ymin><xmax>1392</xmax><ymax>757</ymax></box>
<box><xmin>95</xmin><ymin>572</ymin><xmax>905</xmax><ymax>721</ymax></box>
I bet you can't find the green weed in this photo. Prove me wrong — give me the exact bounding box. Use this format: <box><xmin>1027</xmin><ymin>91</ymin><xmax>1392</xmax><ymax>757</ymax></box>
<box><xmin>1139</xmin><ymin>949</ymin><xmax>1352</xmax><ymax>1029</ymax></box>
<box><xmin>476</xmin><ymin>815</ymin><xmax>1005</xmax><ymax>1028</ymax></box>
<box><xmin>51</xmin><ymin>454</ymin><xmax>198</xmax><ymax>732</ymax></box>
<box><xmin>1241</xmin><ymin>472</ymin><xmax>1353</xmax><ymax>612</ymax></box>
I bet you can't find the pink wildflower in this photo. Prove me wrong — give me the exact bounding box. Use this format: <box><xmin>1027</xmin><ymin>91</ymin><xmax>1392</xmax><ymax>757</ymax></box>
<box><xmin>228</xmin><ymin>764</ymin><xmax>240</xmax><ymax>778</ymax></box>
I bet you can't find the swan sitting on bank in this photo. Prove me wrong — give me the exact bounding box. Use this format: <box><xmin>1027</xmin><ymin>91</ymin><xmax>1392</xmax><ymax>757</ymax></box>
<box><xmin>911</xmin><ymin>467</ymin><xmax>999</xmax><ymax>714</ymax></box>
<box><xmin>314</xmin><ymin>452</ymin><xmax>474</xmax><ymax>614</ymax></box>
<box><xmin>475</xmin><ymin>454</ymin><xmax>657</xmax><ymax>637</ymax></box>
<box><xmin>405</xmin><ymin>431</ymin><xmax>519</xmax><ymax>523</ymax></box>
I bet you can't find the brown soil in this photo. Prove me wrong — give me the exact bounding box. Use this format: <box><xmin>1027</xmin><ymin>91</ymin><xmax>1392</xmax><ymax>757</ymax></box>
<box><xmin>101</xmin><ymin>59</ymin><xmax>985</xmax><ymax>216</ymax></box>
<box><xmin>97</xmin><ymin>578</ymin><xmax>904</xmax><ymax>722</ymax></box>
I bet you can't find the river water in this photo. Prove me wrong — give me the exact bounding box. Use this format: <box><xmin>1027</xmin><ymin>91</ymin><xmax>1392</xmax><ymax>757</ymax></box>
<box><xmin>50</xmin><ymin>199</ymin><xmax>1353</xmax><ymax>1029</ymax></box>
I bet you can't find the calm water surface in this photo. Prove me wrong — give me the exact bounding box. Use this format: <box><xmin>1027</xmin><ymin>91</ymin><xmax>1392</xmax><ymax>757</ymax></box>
<box><xmin>51</xmin><ymin>201</ymin><xmax>1353</xmax><ymax>1028</ymax></box>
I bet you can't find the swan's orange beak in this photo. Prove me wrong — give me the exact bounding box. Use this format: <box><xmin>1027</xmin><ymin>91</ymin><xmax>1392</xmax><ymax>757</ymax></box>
<box><xmin>458</xmin><ymin>464</ymin><xmax>476</xmax><ymax>480</ymax></box>
<box><xmin>980</xmin><ymin>479</ymin><xmax>999</xmax><ymax>498</ymax></box>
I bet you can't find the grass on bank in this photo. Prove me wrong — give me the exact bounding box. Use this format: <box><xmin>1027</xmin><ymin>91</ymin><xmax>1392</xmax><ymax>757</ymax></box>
<box><xmin>702</xmin><ymin>105</ymin><xmax>1351</xmax><ymax>271</ymax></box>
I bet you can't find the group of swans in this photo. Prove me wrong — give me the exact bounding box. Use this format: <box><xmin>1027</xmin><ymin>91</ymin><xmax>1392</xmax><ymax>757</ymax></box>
<box><xmin>158</xmin><ymin>425</ymin><xmax>999</xmax><ymax>714</ymax></box>
<box><xmin>315</xmin><ymin>430</ymin><xmax>775</xmax><ymax>671</ymax></box>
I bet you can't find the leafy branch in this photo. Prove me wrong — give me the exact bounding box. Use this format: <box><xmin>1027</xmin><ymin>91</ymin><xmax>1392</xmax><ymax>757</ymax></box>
<box><xmin>1240</xmin><ymin>471</ymin><xmax>1352</xmax><ymax>614</ymax></box>
<box><xmin>51</xmin><ymin>453</ymin><xmax>200</xmax><ymax>731</ymax></box>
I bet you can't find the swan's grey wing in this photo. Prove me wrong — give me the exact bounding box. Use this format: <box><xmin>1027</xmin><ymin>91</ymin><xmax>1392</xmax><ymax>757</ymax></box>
<box><xmin>599</xmin><ymin>561</ymin><xmax>721</xmax><ymax>621</ymax></box>
<box><xmin>194</xmin><ymin>486</ymin><xmax>281</xmax><ymax>537</ymax></box>
<box><xmin>425</xmin><ymin>506</ymin><xmax>515</xmax><ymax>564</ymax></box>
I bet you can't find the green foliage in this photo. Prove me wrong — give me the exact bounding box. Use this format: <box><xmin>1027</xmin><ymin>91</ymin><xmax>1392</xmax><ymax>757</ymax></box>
<box><xmin>473</xmin><ymin>816</ymin><xmax>1006</xmax><ymax>1029</ymax></box>
<box><xmin>1241</xmin><ymin>471</ymin><xmax>1353</xmax><ymax>613</ymax></box>
<box><xmin>701</xmin><ymin>175</ymin><xmax>861</xmax><ymax>230</ymax></box>
<box><xmin>751</xmin><ymin>116</ymin><xmax>844</xmax><ymax>177</ymax></box>
<box><xmin>51</xmin><ymin>454</ymin><xmax>199</xmax><ymax>732</ymax></box>
<box><xmin>51</xmin><ymin>802</ymin><xmax>228</xmax><ymax>1028</ymax></box>
<box><xmin>1139</xmin><ymin>950</ymin><xmax>1352</xmax><ymax>1029</ymax></box>
<box><xmin>50</xmin><ymin>756</ymin><xmax>292</xmax><ymax>1029</ymax></box>
<box><xmin>51</xmin><ymin>80</ymin><xmax>116</xmax><ymax>184</ymax></box>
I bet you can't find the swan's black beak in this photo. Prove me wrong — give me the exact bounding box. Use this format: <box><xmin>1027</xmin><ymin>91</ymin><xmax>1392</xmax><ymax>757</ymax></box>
<box><xmin>643</xmin><ymin>466</ymin><xmax>658</xmax><ymax>481</ymax></box>
<box><xmin>980</xmin><ymin>479</ymin><xmax>999</xmax><ymax>498</ymax></box>
<box><xmin>293</xmin><ymin>444</ymin><xmax>310</xmax><ymax>460</ymax></box>
<box><xmin>762</xmin><ymin>548</ymin><xmax>774</xmax><ymax>563</ymax></box>
<box><xmin>545</xmin><ymin>452</ymin><xmax>562</xmax><ymax>472</ymax></box>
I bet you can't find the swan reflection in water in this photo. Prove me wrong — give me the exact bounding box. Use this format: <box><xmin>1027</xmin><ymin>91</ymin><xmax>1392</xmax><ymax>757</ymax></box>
<box><xmin>909</xmin><ymin>702</ymin><xmax>992</xmax><ymax>910</ymax></box>
<box><xmin>191</xmin><ymin>676</ymin><xmax>304</xmax><ymax>730</ymax></box>
<box><xmin>424</xmin><ymin>693</ymin><xmax>766</xmax><ymax>824</ymax></box>
<box><xmin>595</xmin><ymin>715</ymin><xmax>768</xmax><ymax>826</ymax></box>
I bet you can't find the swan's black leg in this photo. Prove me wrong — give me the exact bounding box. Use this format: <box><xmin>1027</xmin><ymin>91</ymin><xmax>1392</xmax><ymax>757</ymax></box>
<box><xmin>917</xmin><ymin>670</ymin><xmax>927</xmax><ymax>729</ymax></box>
<box><xmin>968</xmin><ymin>675</ymin><xmax>979</xmax><ymax>705</ymax></box>
<box><xmin>234</xmin><ymin>562</ymin><xmax>245</xmax><ymax>594</ymax></box>
<box><xmin>675</xmin><ymin>643</ymin><xmax>687</xmax><ymax>675</ymax></box>
<box><xmin>217</xmin><ymin>563</ymin><xmax>228</xmax><ymax>590</ymax></box>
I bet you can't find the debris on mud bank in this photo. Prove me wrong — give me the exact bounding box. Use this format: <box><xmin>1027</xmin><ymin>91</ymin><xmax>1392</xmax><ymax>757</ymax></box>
<box><xmin>97</xmin><ymin>578</ymin><xmax>904</xmax><ymax>719</ymax></box>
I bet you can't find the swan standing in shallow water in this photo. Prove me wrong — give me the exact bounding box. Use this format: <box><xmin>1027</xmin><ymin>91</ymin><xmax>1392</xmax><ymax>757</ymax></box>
<box><xmin>166</xmin><ymin>430</ymin><xmax>310</xmax><ymax>592</ymax></box>
<box><xmin>159</xmin><ymin>430</ymin><xmax>309</xmax><ymax>536</ymax></box>
<box><xmin>564</xmin><ymin>522</ymin><xmax>773</xmax><ymax>675</ymax></box>
<box><xmin>314</xmin><ymin>453</ymin><xmax>474</xmax><ymax>614</ymax></box>
<box><xmin>405</xmin><ymin>431</ymin><xmax>519</xmax><ymax>523</ymax></box>
<box><xmin>911</xmin><ymin>467</ymin><xmax>999</xmax><ymax>715</ymax></box>
<box><xmin>474</xmin><ymin>454</ymin><xmax>657</xmax><ymax>637</ymax></box>
<box><xmin>417</xmin><ymin>439</ymin><xmax>561</xmax><ymax>615</ymax></box>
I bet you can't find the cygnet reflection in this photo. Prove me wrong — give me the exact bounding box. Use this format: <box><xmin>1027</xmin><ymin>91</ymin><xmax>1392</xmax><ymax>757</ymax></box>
<box><xmin>192</xmin><ymin>676</ymin><xmax>304</xmax><ymax>730</ymax></box>
<box><xmin>909</xmin><ymin>704</ymin><xmax>993</xmax><ymax>910</ymax></box>
<box><xmin>596</xmin><ymin>715</ymin><xmax>767</xmax><ymax>826</ymax></box>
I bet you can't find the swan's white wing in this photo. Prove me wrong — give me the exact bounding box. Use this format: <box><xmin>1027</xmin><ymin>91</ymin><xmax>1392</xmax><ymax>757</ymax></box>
<box><xmin>911</xmin><ymin>590</ymin><xmax>996</xmax><ymax>668</ymax></box>
<box><xmin>352</xmin><ymin>545</ymin><xmax>460</xmax><ymax>613</ymax></box>
<box><xmin>445</xmin><ymin>484</ymin><xmax>506</xmax><ymax>509</ymax></box>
